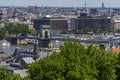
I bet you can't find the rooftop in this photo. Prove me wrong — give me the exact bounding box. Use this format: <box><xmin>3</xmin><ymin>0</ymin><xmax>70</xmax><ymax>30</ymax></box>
<box><xmin>22</xmin><ymin>57</ymin><xmax>34</xmax><ymax>64</ymax></box>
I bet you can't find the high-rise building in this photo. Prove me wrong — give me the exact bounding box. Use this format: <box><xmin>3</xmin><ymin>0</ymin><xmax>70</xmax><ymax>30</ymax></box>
<box><xmin>102</xmin><ymin>3</ymin><xmax>104</xmax><ymax>8</ymax></box>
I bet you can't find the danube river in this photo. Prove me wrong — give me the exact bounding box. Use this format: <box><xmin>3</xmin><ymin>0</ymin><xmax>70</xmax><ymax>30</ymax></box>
<box><xmin>0</xmin><ymin>44</ymin><xmax>34</xmax><ymax>56</ymax></box>
<box><xmin>0</xmin><ymin>41</ymin><xmax>64</xmax><ymax>56</ymax></box>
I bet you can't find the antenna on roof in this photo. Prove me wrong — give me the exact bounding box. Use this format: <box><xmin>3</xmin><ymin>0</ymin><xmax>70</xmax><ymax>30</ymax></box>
<box><xmin>85</xmin><ymin>2</ymin><xmax>86</xmax><ymax>8</ymax></box>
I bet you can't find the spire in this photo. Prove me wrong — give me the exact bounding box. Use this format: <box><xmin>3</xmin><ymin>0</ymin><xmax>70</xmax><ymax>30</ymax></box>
<box><xmin>85</xmin><ymin>2</ymin><xmax>86</xmax><ymax>8</ymax></box>
<box><xmin>33</xmin><ymin>39</ymin><xmax>39</xmax><ymax>53</ymax></box>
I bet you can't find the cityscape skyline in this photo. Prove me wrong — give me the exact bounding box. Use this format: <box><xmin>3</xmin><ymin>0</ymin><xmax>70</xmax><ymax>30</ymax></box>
<box><xmin>0</xmin><ymin>0</ymin><xmax>119</xmax><ymax>7</ymax></box>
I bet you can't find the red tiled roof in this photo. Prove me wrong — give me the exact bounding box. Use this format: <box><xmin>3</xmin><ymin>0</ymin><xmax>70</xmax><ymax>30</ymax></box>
<box><xmin>112</xmin><ymin>48</ymin><xmax>120</xmax><ymax>53</ymax></box>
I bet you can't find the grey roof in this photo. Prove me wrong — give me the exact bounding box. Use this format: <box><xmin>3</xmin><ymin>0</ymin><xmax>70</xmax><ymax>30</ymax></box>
<box><xmin>22</xmin><ymin>57</ymin><xmax>34</xmax><ymax>64</ymax></box>
<box><xmin>36</xmin><ymin>51</ymin><xmax>52</xmax><ymax>60</ymax></box>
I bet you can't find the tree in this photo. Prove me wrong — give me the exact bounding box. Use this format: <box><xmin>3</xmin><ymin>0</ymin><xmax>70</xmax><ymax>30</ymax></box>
<box><xmin>86</xmin><ymin>45</ymin><xmax>117</xmax><ymax>80</ymax></box>
<box><xmin>0</xmin><ymin>67</ymin><xmax>8</xmax><ymax>80</ymax></box>
<box><xmin>29</xmin><ymin>42</ymin><xmax>117</xmax><ymax>80</ymax></box>
<box><xmin>5</xmin><ymin>23</ymin><xmax>29</xmax><ymax>35</ymax></box>
<box><xmin>0</xmin><ymin>27</ymin><xmax>7</xmax><ymax>40</ymax></box>
<box><xmin>29</xmin><ymin>28</ymin><xmax>37</xmax><ymax>36</ymax></box>
<box><xmin>8</xmin><ymin>73</ymin><xmax>23</xmax><ymax>80</ymax></box>
<box><xmin>0</xmin><ymin>67</ymin><xmax>29</xmax><ymax>80</ymax></box>
<box><xmin>116</xmin><ymin>53</ymin><xmax>120</xmax><ymax>80</ymax></box>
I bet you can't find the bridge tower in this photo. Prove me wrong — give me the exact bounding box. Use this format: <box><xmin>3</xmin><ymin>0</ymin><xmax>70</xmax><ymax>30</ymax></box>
<box><xmin>38</xmin><ymin>25</ymin><xmax>51</xmax><ymax>47</ymax></box>
<box><xmin>39</xmin><ymin>25</ymin><xmax>51</xmax><ymax>39</ymax></box>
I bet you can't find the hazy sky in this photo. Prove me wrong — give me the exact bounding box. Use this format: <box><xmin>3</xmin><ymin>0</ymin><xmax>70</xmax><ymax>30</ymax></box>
<box><xmin>0</xmin><ymin>0</ymin><xmax>119</xmax><ymax>7</ymax></box>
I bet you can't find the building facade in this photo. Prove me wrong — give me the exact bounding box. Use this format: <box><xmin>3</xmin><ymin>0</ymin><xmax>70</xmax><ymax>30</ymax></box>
<box><xmin>33</xmin><ymin>17</ymin><xmax>68</xmax><ymax>35</ymax></box>
<box><xmin>71</xmin><ymin>16</ymin><xmax>112</xmax><ymax>30</ymax></box>
<box><xmin>111</xmin><ymin>15</ymin><xmax>120</xmax><ymax>30</ymax></box>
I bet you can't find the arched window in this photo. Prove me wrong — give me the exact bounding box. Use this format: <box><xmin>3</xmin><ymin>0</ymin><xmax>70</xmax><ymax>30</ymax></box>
<box><xmin>45</xmin><ymin>31</ymin><xmax>48</xmax><ymax>38</ymax></box>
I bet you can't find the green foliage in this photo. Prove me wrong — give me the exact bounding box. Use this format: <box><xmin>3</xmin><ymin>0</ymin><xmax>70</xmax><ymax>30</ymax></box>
<box><xmin>22</xmin><ymin>76</ymin><xmax>30</xmax><ymax>80</ymax></box>
<box><xmin>70</xmin><ymin>28</ymin><xmax>115</xmax><ymax>34</ymax></box>
<box><xmin>8</xmin><ymin>73</ymin><xmax>22</xmax><ymax>80</ymax></box>
<box><xmin>5</xmin><ymin>23</ymin><xmax>29</xmax><ymax>35</ymax></box>
<box><xmin>116</xmin><ymin>53</ymin><xmax>120</xmax><ymax>80</ymax></box>
<box><xmin>0</xmin><ymin>67</ymin><xmax>8</xmax><ymax>80</ymax></box>
<box><xmin>86</xmin><ymin>45</ymin><xmax>117</xmax><ymax>80</ymax></box>
<box><xmin>0</xmin><ymin>67</ymin><xmax>30</xmax><ymax>80</ymax></box>
<box><xmin>58</xmin><ymin>28</ymin><xmax>116</xmax><ymax>34</ymax></box>
<box><xmin>29</xmin><ymin>28</ymin><xmax>37</xmax><ymax>36</ymax></box>
<box><xmin>0</xmin><ymin>27</ymin><xmax>7</xmax><ymax>40</ymax></box>
<box><xmin>29</xmin><ymin>42</ymin><xmax>117</xmax><ymax>80</ymax></box>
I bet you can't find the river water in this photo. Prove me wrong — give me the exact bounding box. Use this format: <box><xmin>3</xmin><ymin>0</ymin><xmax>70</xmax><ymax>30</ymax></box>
<box><xmin>0</xmin><ymin>41</ymin><xmax>64</xmax><ymax>56</ymax></box>
<box><xmin>0</xmin><ymin>44</ymin><xmax>34</xmax><ymax>56</ymax></box>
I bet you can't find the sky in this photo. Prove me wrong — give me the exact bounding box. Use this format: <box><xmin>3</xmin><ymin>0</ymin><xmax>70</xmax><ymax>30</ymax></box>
<box><xmin>0</xmin><ymin>0</ymin><xmax>120</xmax><ymax>7</ymax></box>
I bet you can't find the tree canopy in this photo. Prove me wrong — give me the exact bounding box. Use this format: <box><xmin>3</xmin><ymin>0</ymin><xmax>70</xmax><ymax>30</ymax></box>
<box><xmin>5</xmin><ymin>23</ymin><xmax>29</xmax><ymax>35</ymax></box>
<box><xmin>0</xmin><ymin>67</ymin><xmax>30</xmax><ymax>80</ymax></box>
<box><xmin>29</xmin><ymin>42</ymin><xmax>118</xmax><ymax>80</ymax></box>
<box><xmin>0</xmin><ymin>27</ymin><xmax>7</xmax><ymax>40</ymax></box>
